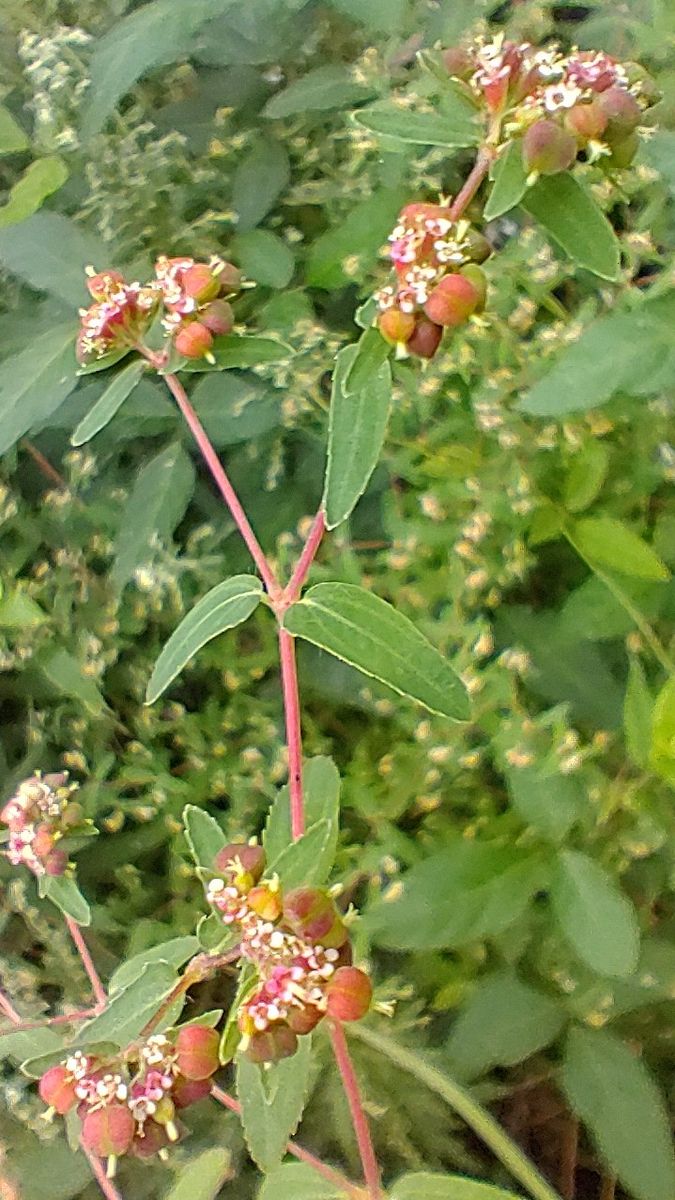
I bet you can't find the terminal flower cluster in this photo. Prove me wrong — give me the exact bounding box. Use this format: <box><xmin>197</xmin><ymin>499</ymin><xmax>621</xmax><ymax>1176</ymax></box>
<box><xmin>0</xmin><ymin>772</ymin><xmax>86</xmax><ymax>877</ymax></box>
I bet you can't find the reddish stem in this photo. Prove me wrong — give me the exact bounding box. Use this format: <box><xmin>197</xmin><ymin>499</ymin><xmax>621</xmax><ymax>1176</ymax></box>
<box><xmin>278</xmin><ymin>627</ymin><xmax>305</xmax><ymax>840</ymax></box>
<box><xmin>82</xmin><ymin>1146</ymin><xmax>124</xmax><ymax>1200</ymax></box>
<box><xmin>286</xmin><ymin>510</ymin><xmax>326</xmax><ymax>601</ymax></box>
<box><xmin>0</xmin><ymin>1006</ymin><xmax>98</xmax><ymax>1038</ymax></box>
<box><xmin>329</xmin><ymin>1021</ymin><xmax>381</xmax><ymax>1200</ymax></box>
<box><xmin>66</xmin><ymin>917</ymin><xmax>107</xmax><ymax>1010</ymax></box>
<box><xmin>448</xmin><ymin>148</ymin><xmax>493</xmax><ymax>221</ymax></box>
<box><xmin>0</xmin><ymin>988</ymin><xmax>21</xmax><ymax>1025</ymax></box>
<box><xmin>162</xmin><ymin>372</ymin><xmax>280</xmax><ymax>597</ymax></box>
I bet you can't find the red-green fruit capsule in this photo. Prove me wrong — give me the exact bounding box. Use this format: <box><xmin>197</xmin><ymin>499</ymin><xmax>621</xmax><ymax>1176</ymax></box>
<box><xmin>86</xmin><ymin>270</ymin><xmax>124</xmax><ymax>301</ymax></box>
<box><xmin>522</xmin><ymin>119</ymin><xmax>577</xmax><ymax>177</ymax></box>
<box><xmin>565</xmin><ymin>99</ymin><xmax>608</xmax><ymax>141</ymax></box>
<box><xmin>604</xmin><ymin>131</ymin><xmax>639</xmax><ymax>168</ymax></box>
<box><xmin>286</xmin><ymin>1004</ymin><xmax>324</xmax><ymax>1035</ymax></box>
<box><xmin>44</xmin><ymin>848</ymin><xmax>68</xmax><ymax>876</ymax></box>
<box><xmin>200</xmin><ymin>299</ymin><xmax>234</xmax><ymax>336</ymax></box>
<box><xmin>214</xmin><ymin>842</ymin><xmax>265</xmax><ymax>882</ymax></box>
<box><xmin>597</xmin><ymin>86</ymin><xmax>642</xmax><ymax>136</ymax></box>
<box><xmin>32</xmin><ymin>824</ymin><xmax>55</xmax><ymax>859</ymax></box>
<box><xmin>326</xmin><ymin>967</ymin><xmax>373</xmax><ymax>1022</ymax></box>
<box><xmin>216</xmin><ymin>262</ymin><xmax>244</xmax><ymax>294</ymax></box>
<box><xmin>39</xmin><ymin>1065</ymin><xmax>78</xmax><ymax>1115</ymax></box>
<box><xmin>174</xmin><ymin>321</ymin><xmax>214</xmax><ymax>359</ymax></box>
<box><xmin>175</xmin><ymin>1024</ymin><xmax>220</xmax><ymax>1081</ymax></box>
<box><xmin>132</xmin><ymin>1120</ymin><xmax>170</xmax><ymax>1159</ymax></box>
<box><xmin>247</xmin><ymin>883</ymin><xmax>282</xmax><ymax>922</ymax></box>
<box><xmin>181</xmin><ymin>264</ymin><xmax>220</xmax><ymax>303</ymax></box>
<box><xmin>406</xmin><ymin>317</ymin><xmax>443</xmax><ymax>359</ymax></box>
<box><xmin>459</xmin><ymin>265</ymin><xmax>487</xmax><ymax>313</ymax></box>
<box><xmin>282</xmin><ymin>888</ymin><xmax>348</xmax><ymax>949</ymax></box>
<box><xmin>424</xmin><ymin>273</ymin><xmax>480</xmax><ymax>328</ymax></box>
<box><xmin>464</xmin><ymin>228</ymin><xmax>492</xmax><ymax>264</ymax></box>
<box><xmin>61</xmin><ymin>801</ymin><xmax>84</xmax><ymax>829</ymax></box>
<box><xmin>378</xmin><ymin>307</ymin><xmax>416</xmax><ymax>346</ymax></box>
<box><xmin>172</xmin><ymin>1076</ymin><xmax>212</xmax><ymax>1109</ymax></box>
<box><xmin>245</xmin><ymin>1025</ymin><xmax>298</xmax><ymax>1063</ymax></box>
<box><xmin>81</xmin><ymin>1104</ymin><xmax>135</xmax><ymax>1158</ymax></box>
<box><xmin>442</xmin><ymin>47</ymin><xmax>473</xmax><ymax>80</ymax></box>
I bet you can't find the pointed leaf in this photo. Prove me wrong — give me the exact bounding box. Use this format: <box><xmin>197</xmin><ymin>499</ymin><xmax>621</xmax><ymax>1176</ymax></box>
<box><xmin>231</xmin><ymin>137</ymin><xmax>290</xmax><ymax>231</ymax></box>
<box><xmin>263</xmin><ymin>756</ymin><xmax>340</xmax><ymax>865</ymax></box>
<box><xmin>231</xmin><ymin>230</ymin><xmax>295</xmax><ymax>288</ymax></box>
<box><xmin>0</xmin><ymin>323</ymin><xmax>78</xmax><ymax>456</ymax></box>
<box><xmin>521</xmin><ymin>173</ymin><xmax>621</xmax><ymax>281</ymax></box>
<box><xmin>650</xmin><ymin>675</ymin><xmax>675</xmax><ymax>785</ymax></box>
<box><xmin>164</xmin><ymin>1148</ymin><xmax>232</xmax><ymax>1200</ymax></box>
<box><xmin>81</xmin><ymin>962</ymin><xmax>179</xmax><ymax>1045</ymax></box>
<box><xmin>0</xmin><ymin>105</ymin><xmax>29</xmax><ymax>154</ymax></box>
<box><xmin>624</xmin><ymin>658</ymin><xmax>653</xmax><ymax>771</ymax></box>
<box><xmin>306</xmin><ymin>188</ymin><xmax>406</xmax><ymax>290</ymax></box>
<box><xmin>484</xmin><ymin>141</ymin><xmax>528</xmax><ymax>221</ymax></box>
<box><xmin>268</xmin><ymin>818</ymin><xmax>336</xmax><ymax>889</ymax></box>
<box><xmin>322</xmin><ymin>338</ymin><xmax>392</xmax><ymax>530</ymax></box>
<box><xmin>572</xmin><ymin>517</ymin><xmax>670</xmax><ymax>582</ymax></box>
<box><xmin>353</xmin><ymin>90</ymin><xmax>479</xmax><ymax>148</ymax></box>
<box><xmin>257</xmin><ymin>1163</ymin><xmax>341</xmax><ymax>1200</ymax></box>
<box><xmin>263</xmin><ymin>65</ymin><xmax>372</xmax><ymax>118</ymax></box>
<box><xmin>111</xmin><ymin>442</ymin><xmax>195</xmax><ymax>590</ymax></box>
<box><xmin>183</xmin><ymin>805</ymin><xmax>227</xmax><ymax>872</ymax></box>
<box><xmin>446</xmin><ymin>971</ymin><xmax>565</xmax><ymax>1079</ymax></box>
<box><xmin>283</xmin><ymin>583</ymin><xmax>469</xmax><ymax>720</ymax></box>
<box><xmin>0</xmin><ymin>157</ymin><xmax>68</xmax><ymax>229</ymax></box>
<box><xmin>146</xmin><ymin>574</ymin><xmax>263</xmax><ymax>703</ymax></box>
<box><xmin>0</xmin><ymin>211</ymin><xmax>108</xmax><ymax>306</ymax></box>
<box><xmin>562</xmin><ymin>1026</ymin><xmax>675</xmax><ymax>1200</ymax></box>
<box><xmin>40</xmin><ymin>875</ymin><xmax>91</xmax><ymax>926</ymax></box>
<box><xmin>109</xmin><ymin>936</ymin><xmax>199</xmax><ymax>993</ymax></box>
<box><xmin>391</xmin><ymin>1174</ymin><xmax>525</xmax><ymax>1200</ymax></box>
<box><xmin>71</xmin><ymin>359</ymin><xmax>145</xmax><ymax>445</ymax></box>
<box><xmin>551</xmin><ymin>849</ymin><xmax>640</xmax><ymax>978</ymax></box>
<box><xmin>236</xmin><ymin>1036</ymin><xmax>312</xmax><ymax>1172</ymax></box>
<box><xmin>180</xmin><ymin>334</ymin><xmax>292</xmax><ymax>371</ymax></box>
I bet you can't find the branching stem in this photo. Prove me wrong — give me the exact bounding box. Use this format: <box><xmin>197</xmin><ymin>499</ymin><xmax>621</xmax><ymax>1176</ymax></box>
<box><xmin>329</xmin><ymin>1022</ymin><xmax>381</xmax><ymax>1200</ymax></box>
<box><xmin>66</xmin><ymin>918</ymin><xmax>107</xmax><ymax>1010</ymax></box>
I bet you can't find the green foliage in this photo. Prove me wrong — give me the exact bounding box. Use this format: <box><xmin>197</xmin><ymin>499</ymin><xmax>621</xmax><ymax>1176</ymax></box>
<box><xmin>236</xmin><ymin>1037</ymin><xmax>313</xmax><ymax>1172</ymax></box>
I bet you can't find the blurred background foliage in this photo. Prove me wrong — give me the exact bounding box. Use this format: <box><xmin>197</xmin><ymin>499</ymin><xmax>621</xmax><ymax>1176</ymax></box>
<box><xmin>0</xmin><ymin>0</ymin><xmax>674</xmax><ymax>1198</ymax></box>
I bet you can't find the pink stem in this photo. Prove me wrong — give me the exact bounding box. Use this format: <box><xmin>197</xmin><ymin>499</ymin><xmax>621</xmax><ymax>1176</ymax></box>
<box><xmin>278</xmin><ymin>627</ymin><xmax>305</xmax><ymax>840</ymax></box>
<box><xmin>82</xmin><ymin>1147</ymin><xmax>124</xmax><ymax>1200</ymax></box>
<box><xmin>448</xmin><ymin>147</ymin><xmax>493</xmax><ymax>220</ymax></box>
<box><xmin>0</xmin><ymin>988</ymin><xmax>21</xmax><ymax>1025</ymax></box>
<box><xmin>286</xmin><ymin>510</ymin><xmax>326</xmax><ymax>601</ymax></box>
<box><xmin>162</xmin><ymin>372</ymin><xmax>280</xmax><ymax>597</ymax></box>
<box><xmin>66</xmin><ymin>917</ymin><xmax>107</xmax><ymax>1010</ymax></box>
<box><xmin>329</xmin><ymin>1021</ymin><xmax>381</xmax><ymax>1200</ymax></box>
<box><xmin>0</xmin><ymin>1006</ymin><xmax>98</xmax><ymax>1038</ymax></box>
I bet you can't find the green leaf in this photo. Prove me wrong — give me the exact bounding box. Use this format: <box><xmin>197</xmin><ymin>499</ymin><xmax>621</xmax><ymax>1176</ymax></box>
<box><xmin>71</xmin><ymin>359</ymin><xmax>145</xmax><ymax>446</ymax></box>
<box><xmin>191</xmin><ymin>372</ymin><xmax>280</xmax><ymax>447</ymax></box>
<box><xmin>551</xmin><ymin>850</ymin><xmax>640</xmax><ymax>978</ymax></box>
<box><xmin>236</xmin><ymin>1036</ymin><xmax>312</xmax><ymax>1172</ymax></box>
<box><xmin>36</xmin><ymin>647</ymin><xmax>107</xmax><ymax>716</ymax></box>
<box><xmin>624</xmin><ymin>658</ymin><xmax>653</xmax><ymax>771</ymax></box>
<box><xmin>306</xmin><ymin>188</ymin><xmax>406</xmax><ymax>290</ymax></box>
<box><xmin>563</xmin><ymin>441</ymin><xmax>610</xmax><ymax>513</ymax></box>
<box><xmin>268</xmin><ymin>819</ymin><xmax>336</xmax><ymax>889</ymax></box>
<box><xmin>391</xmin><ymin>1173</ymin><xmax>525</xmax><ymax>1200</ymax></box>
<box><xmin>650</xmin><ymin>675</ymin><xmax>675</xmax><ymax>784</ymax></box>
<box><xmin>231</xmin><ymin>137</ymin><xmax>290</xmax><ymax>231</ymax></box>
<box><xmin>0</xmin><ymin>323</ymin><xmax>78</xmax><ymax>456</ymax></box>
<box><xmin>0</xmin><ymin>157</ymin><xmax>68</xmax><ymax>229</ymax></box>
<box><xmin>506</xmin><ymin>767</ymin><xmax>582</xmax><ymax>843</ymax></box>
<box><xmin>146</xmin><ymin>574</ymin><xmax>263</xmax><ymax>703</ymax></box>
<box><xmin>231</xmin><ymin>229</ymin><xmax>295</xmax><ymax>288</ymax></box>
<box><xmin>0</xmin><ymin>590</ymin><xmax>47</xmax><ymax>629</ymax></box>
<box><xmin>353</xmin><ymin>92</ymin><xmax>479</xmax><ymax>149</ymax></box>
<box><xmin>572</xmin><ymin>517</ymin><xmax>670</xmax><ymax>582</ymax></box>
<box><xmin>0</xmin><ymin>105</ymin><xmax>29</xmax><ymax>154</ymax></box>
<box><xmin>263</xmin><ymin>756</ymin><xmax>340</xmax><ymax>866</ymax></box>
<box><xmin>283</xmin><ymin>582</ymin><xmax>469</xmax><ymax>721</ymax></box>
<box><xmin>40</xmin><ymin>875</ymin><xmax>91</xmax><ymax>926</ymax></box>
<box><xmin>517</xmin><ymin>294</ymin><xmax>675</xmax><ymax>417</ymax></box>
<box><xmin>81</xmin><ymin>962</ymin><xmax>179</xmax><ymax>1045</ymax></box>
<box><xmin>164</xmin><ymin>1148</ymin><xmax>232</xmax><ymax>1200</ymax></box>
<box><xmin>108</xmin><ymin>935</ymin><xmax>199</xmax><ymax>993</ymax></box>
<box><xmin>183</xmin><ymin>804</ymin><xmax>227</xmax><ymax>872</ymax></box>
<box><xmin>483</xmin><ymin>141</ymin><xmax>528</xmax><ymax>221</ymax></box>
<box><xmin>366</xmin><ymin>843</ymin><xmax>547</xmax><ymax>951</ymax></box>
<box><xmin>111</xmin><ymin>442</ymin><xmax>195</xmax><ymax>591</ymax></box>
<box><xmin>562</xmin><ymin>1026</ymin><xmax>675</xmax><ymax>1200</ymax></box>
<box><xmin>180</xmin><ymin>334</ymin><xmax>292</xmax><ymax>371</ymax></box>
<box><xmin>0</xmin><ymin>1026</ymin><xmax>62</xmax><ymax>1067</ymax></box>
<box><xmin>446</xmin><ymin>971</ymin><xmax>565</xmax><ymax>1079</ymax></box>
<box><xmin>263</xmin><ymin>65</ymin><xmax>372</xmax><ymax>119</ymax></box>
<box><xmin>520</xmin><ymin>173</ymin><xmax>621</xmax><ymax>281</ymax></box>
<box><xmin>257</xmin><ymin>1163</ymin><xmax>341</xmax><ymax>1200</ymax></box>
<box><xmin>219</xmin><ymin>962</ymin><xmax>258</xmax><ymax>1065</ymax></box>
<box><xmin>0</xmin><ymin>211</ymin><xmax>109</xmax><ymax>306</ymax></box>
<box><xmin>324</xmin><ymin>0</ymin><xmax>408</xmax><ymax>32</ymax></box>
<box><xmin>20</xmin><ymin>1041</ymin><xmax>119</xmax><ymax>1080</ymax></box>
<box><xmin>82</xmin><ymin>0</ymin><xmax>235</xmax><ymax>139</ymax></box>
<box><xmin>322</xmin><ymin>338</ymin><xmax>392</xmax><ymax>530</ymax></box>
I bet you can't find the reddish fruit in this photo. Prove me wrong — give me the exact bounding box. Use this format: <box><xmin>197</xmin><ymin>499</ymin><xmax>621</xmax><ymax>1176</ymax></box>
<box><xmin>406</xmin><ymin>317</ymin><xmax>443</xmax><ymax>359</ymax></box>
<box><xmin>565</xmin><ymin>99</ymin><xmax>608</xmax><ymax>141</ymax></box>
<box><xmin>424</xmin><ymin>272</ymin><xmax>480</xmax><ymax>328</ymax></box>
<box><xmin>522</xmin><ymin>119</ymin><xmax>577</xmax><ymax>177</ymax></box>
<box><xmin>175</xmin><ymin>1024</ymin><xmax>220</xmax><ymax>1081</ymax></box>
<box><xmin>378</xmin><ymin>307</ymin><xmax>416</xmax><ymax>346</ymax></box>
<box><xmin>61</xmin><ymin>801</ymin><xmax>84</xmax><ymax>828</ymax></box>
<box><xmin>326</xmin><ymin>967</ymin><xmax>373</xmax><ymax>1022</ymax></box>
<box><xmin>216</xmin><ymin>262</ymin><xmax>244</xmax><ymax>293</ymax></box>
<box><xmin>286</xmin><ymin>1004</ymin><xmax>324</xmax><ymax>1035</ymax></box>
<box><xmin>214</xmin><ymin>842</ymin><xmax>265</xmax><ymax>882</ymax></box>
<box><xmin>174</xmin><ymin>321</ymin><xmax>214</xmax><ymax>359</ymax></box>
<box><xmin>86</xmin><ymin>270</ymin><xmax>124</xmax><ymax>301</ymax></box>
<box><xmin>39</xmin><ymin>1065</ymin><xmax>78</xmax><ymax>1115</ymax></box>
<box><xmin>442</xmin><ymin>47</ymin><xmax>473</xmax><ymax>80</ymax></box>
<box><xmin>81</xmin><ymin>1104</ymin><xmax>135</xmax><ymax>1158</ymax></box>
<box><xmin>131</xmin><ymin>1120</ymin><xmax>170</xmax><ymax>1158</ymax></box>
<box><xmin>32</xmin><ymin>824</ymin><xmax>54</xmax><ymax>859</ymax></box>
<box><xmin>44</xmin><ymin>848</ymin><xmax>68</xmax><ymax>876</ymax></box>
<box><xmin>282</xmin><ymin>888</ymin><xmax>347</xmax><ymax>949</ymax></box>
<box><xmin>172</xmin><ymin>1076</ymin><xmax>212</xmax><ymax>1109</ymax></box>
<box><xmin>597</xmin><ymin>86</ymin><xmax>642</xmax><ymax>135</ymax></box>
<box><xmin>245</xmin><ymin>1024</ymin><xmax>298</xmax><ymax>1063</ymax></box>
<box><xmin>247</xmin><ymin>883</ymin><xmax>282</xmax><ymax>921</ymax></box>
<box><xmin>200</xmin><ymin>299</ymin><xmax>234</xmax><ymax>336</ymax></box>
<box><xmin>181</xmin><ymin>264</ymin><xmax>220</xmax><ymax>303</ymax></box>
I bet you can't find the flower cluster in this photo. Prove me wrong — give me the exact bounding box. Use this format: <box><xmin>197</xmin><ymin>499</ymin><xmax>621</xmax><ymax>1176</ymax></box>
<box><xmin>206</xmin><ymin>843</ymin><xmax>372</xmax><ymax>1062</ymax></box>
<box><xmin>375</xmin><ymin>202</ymin><xmax>491</xmax><ymax>359</ymax></box>
<box><xmin>0</xmin><ymin>772</ymin><xmax>86</xmax><ymax>877</ymax></box>
<box><xmin>38</xmin><ymin>1027</ymin><xmax>219</xmax><ymax>1174</ymax></box>
<box><xmin>76</xmin><ymin>257</ymin><xmax>243</xmax><ymax>367</ymax></box>
<box><xmin>445</xmin><ymin>35</ymin><xmax>658</xmax><ymax>174</ymax></box>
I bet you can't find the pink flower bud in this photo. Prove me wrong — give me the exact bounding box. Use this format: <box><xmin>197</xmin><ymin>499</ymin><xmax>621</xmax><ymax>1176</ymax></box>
<box><xmin>378</xmin><ymin>307</ymin><xmax>416</xmax><ymax>346</ymax></box>
<box><xmin>326</xmin><ymin>967</ymin><xmax>373</xmax><ymax>1022</ymax></box>
<box><xmin>44</xmin><ymin>849</ymin><xmax>68</xmax><ymax>876</ymax></box>
<box><xmin>406</xmin><ymin>317</ymin><xmax>443</xmax><ymax>360</ymax></box>
<box><xmin>282</xmin><ymin>888</ymin><xmax>348</xmax><ymax>949</ymax></box>
<box><xmin>86</xmin><ymin>270</ymin><xmax>125</xmax><ymax>301</ymax></box>
<box><xmin>200</xmin><ymin>300</ymin><xmax>234</xmax><ymax>336</ymax></box>
<box><xmin>39</xmin><ymin>1065</ymin><xmax>78</xmax><ymax>1115</ymax></box>
<box><xmin>174</xmin><ymin>321</ymin><xmax>214</xmax><ymax>359</ymax></box>
<box><xmin>245</xmin><ymin>1024</ymin><xmax>298</xmax><ymax>1063</ymax></box>
<box><xmin>175</xmin><ymin>1025</ymin><xmax>220</xmax><ymax>1081</ymax></box>
<box><xmin>521</xmin><ymin>119</ymin><xmax>577</xmax><ymax>177</ymax></box>
<box><xmin>32</xmin><ymin>824</ymin><xmax>55</xmax><ymax>859</ymax></box>
<box><xmin>424</xmin><ymin>272</ymin><xmax>481</xmax><ymax>328</ymax></box>
<box><xmin>81</xmin><ymin>1104</ymin><xmax>135</xmax><ymax>1158</ymax></box>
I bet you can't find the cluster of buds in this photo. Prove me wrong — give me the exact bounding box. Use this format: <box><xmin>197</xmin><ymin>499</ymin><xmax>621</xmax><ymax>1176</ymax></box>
<box><xmin>375</xmin><ymin>202</ymin><xmax>491</xmax><ymax>359</ymax></box>
<box><xmin>206</xmin><ymin>843</ymin><xmax>373</xmax><ymax>1063</ymax></box>
<box><xmin>76</xmin><ymin>256</ymin><xmax>243</xmax><ymax>367</ymax></box>
<box><xmin>444</xmin><ymin>35</ymin><xmax>658</xmax><ymax>176</ymax></box>
<box><xmin>0</xmin><ymin>772</ymin><xmax>86</xmax><ymax>877</ymax></box>
<box><xmin>38</xmin><ymin>1027</ymin><xmax>219</xmax><ymax>1175</ymax></box>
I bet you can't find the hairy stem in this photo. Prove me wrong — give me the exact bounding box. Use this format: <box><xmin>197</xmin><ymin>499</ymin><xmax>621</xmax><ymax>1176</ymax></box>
<box><xmin>82</xmin><ymin>1146</ymin><xmax>124</xmax><ymax>1200</ymax></box>
<box><xmin>287</xmin><ymin>511</ymin><xmax>326</xmax><ymax>601</ymax></box>
<box><xmin>66</xmin><ymin>918</ymin><xmax>107</xmax><ymax>1010</ymax></box>
<box><xmin>0</xmin><ymin>1006</ymin><xmax>99</xmax><ymax>1038</ymax></box>
<box><xmin>278</xmin><ymin>627</ymin><xmax>305</xmax><ymax>840</ymax></box>
<box><xmin>449</xmin><ymin>147</ymin><xmax>493</xmax><ymax>221</ymax></box>
<box><xmin>138</xmin><ymin>947</ymin><xmax>241</xmax><ymax>1040</ymax></box>
<box><xmin>329</xmin><ymin>1022</ymin><xmax>381</xmax><ymax>1200</ymax></box>
<box><xmin>350</xmin><ymin>1024</ymin><xmax>561</xmax><ymax>1200</ymax></box>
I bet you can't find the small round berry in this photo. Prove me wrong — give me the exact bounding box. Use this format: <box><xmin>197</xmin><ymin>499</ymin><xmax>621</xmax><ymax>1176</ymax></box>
<box><xmin>442</xmin><ymin>47</ymin><xmax>473</xmax><ymax>79</ymax></box>
<box><xmin>245</xmin><ymin>1025</ymin><xmax>298</xmax><ymax>1063</ymax></box>
<box><xmin>86</xmin><ymin>270</ymin><xmax>124</xmax><ymax>301</ymax></box>
<box><xmin>181</xmin><ymin>264</ymin><xmax>220</xmax><ymax>303</ymax></box>
<box><xmin>424</xmin><ymin>273</ymin><xmax>480</xmax><ymax>328</ymax></box>
<box><xmin>131</xmin><ymin>1120</ymin><xmax>170</xmax><ymax>1159</ymax></box>
<box><xmin>565</xmin><ymin>99</ymin><xmax>608</xmax><ymax>141</ymax></box>
<box><xmin>282</xmin><ymin>887</ymin><xmax>347</xmax><ymax>949</ymax></box>
<box><xmin>61</xmin><ymin>801</ymin><xmax>84</xmax><ymax>829</ymax></box>
<box><xmin>39</xmin><ymin>1065</ymin><xmax>78</xmax><ymax>1115</ymax></box>
<box><xmin>44</xmin><ymin>848</ymin><xmax>69</xmax><ymax>876</ymax></box>
<box><xmin>175</xmin><ymin>1024</ymin><xmax>220</xmax><ymax>1081</ymax></box>
<box><xmin>597</xmin><ymin>86</ymin><xmax>642</xmax><ymax>136</ymax></box>
<box><xmin>172</xmin><ymin>1076</ymin><xmax>212</xmax><ymax>1109</ymax></box>
<box><xmin>174</xmin><ymin>321</ymin><xmax>214</xmax><ymax>360</ymax></box>
<box><xmin>326</xmin><ymin>967</ymin><xmax>373</xmax><ymax>1022</ymax></box>
<box><xmin>378</xmin><ymin>308</ymin><xmax>416</xmax><ymax>346</ymax></box>
<box><xmin>81</xmin><ymin>1104</ymin><xmax>135</xmax><ymax>1158</ymax></box>
<box><xmin>406</xmin><ymin>317</ymin><xmax>443</xmax><ymax>360</ymax></box>
<box><xmin>32</xmin><ymin>824</ymin><xmax>55</xmax><ymax>859</ymax></box>
<box><xmin>216</xmin><ymin>262</ymin><xmax>244</xmax><ymax>294</ymax></box>
<box><xmin>521</xmin><ymin>119</ymin><xmax>577</xmax><ymax>177</ymax></box>
<box><xmin>200</xmin><ymin>300</ymin><xmax>234</xmax><ymax>336</ymax></box>
<box><xmin>464</xmin><ymin>228</ymin><xmax>492</xmax><ymax>264</ymax></box>
<box><xmin>214</xmin><ymin>842</ymin><xmax>265</xmax><ymax>883</ymax></box>
<box><xmin>247</xmin><ymin>883</ymin><xmax>282</xmax><ymax>922</ymax></box>
<box><xmin>286</xmin><ymin>1005</ymin><xmax>324</xmax><ymax>1035</ymax></box>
